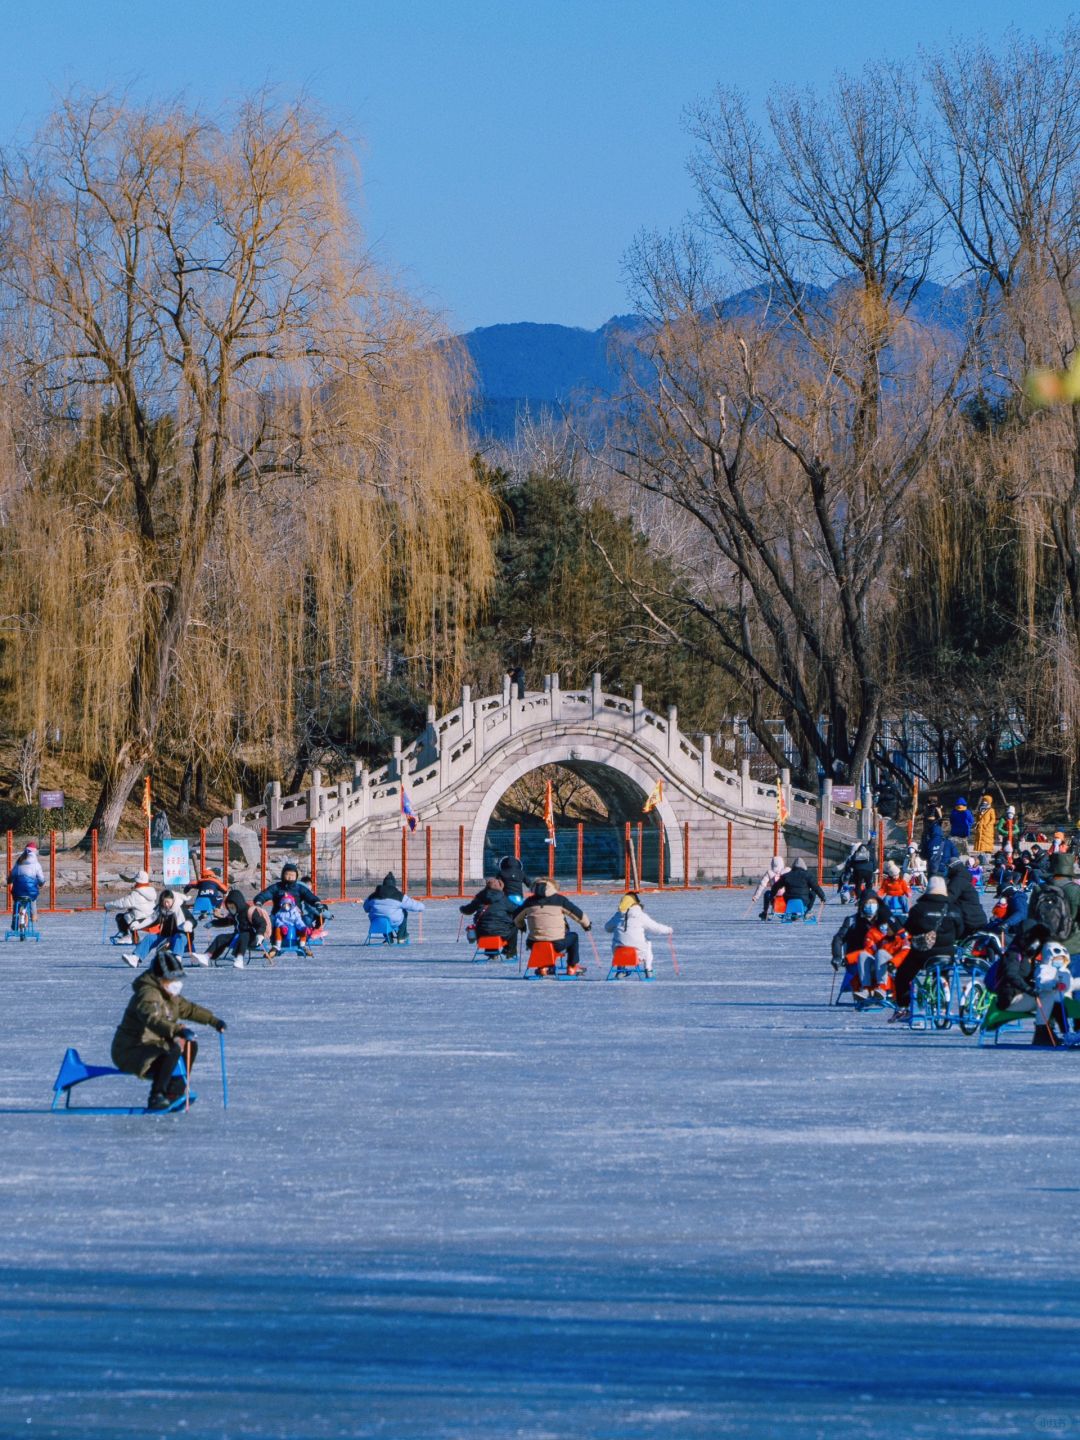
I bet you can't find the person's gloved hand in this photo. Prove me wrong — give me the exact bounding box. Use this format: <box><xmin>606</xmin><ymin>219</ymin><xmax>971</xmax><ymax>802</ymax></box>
<box><xmin>213</xmin><ymin>1018</ymin><xmax>227</xmax><ymax>1033</ymax></box>
<box><xmin>583</xmin><ymin>919</ymin><xmax>592</xmax><ymax>931</ymax></box>
<box><xmin>179</xmin><ymin>1027</ymin><xmax>196</xmax><ymax>1041</ymax></box>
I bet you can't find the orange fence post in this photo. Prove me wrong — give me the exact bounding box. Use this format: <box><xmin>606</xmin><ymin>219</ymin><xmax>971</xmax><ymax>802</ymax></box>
<box><xmin>658</xmin><ymin>824</ymin><xmax>665</xmax><ymax>890</ymax></box>
<box><xmin>773</xmin><ymin>820</ymin><xmax>780</xmax><ymax>856</ymax></box>
<box><xmin>48</xmin><ymin>830</ymin><xmax>57</xmax><ymax>912</ymax></box>
<box><xmin>310</xmin><ymin>827</ymin><xmax>318</xmax><ymax>891</ymax></box>
<box><xmin>817</xmin><ymin>820</ymin><xmax>825</xmax><ymax>888</ymax></box>
<box><xmin>683</xmin><ymin>822</ymin><xmax>690</xmax><ymax>888</ymax></box>
<box><xmin>457</xmin><ymin>825</ymin><xmax>465</xmax><ymax>897</ymax></box>
<box><xmin>143</xmin><ymin>825</ymin><xmax>151</xmax><ymax>875</ymax></box>
<box><xmin>340</xmin><ymin>826</ymin><xmax>348</xmax><ymax>902</ymax></box>
<box><xmin>260</xmin><ymin>826</ymin><xmax>268</xmax><ymax>892</ymax></box>
<box><xmin>576</xmin><ymin>822</ymin><xmax>583</xmax><ymax>894</ymax></box>
<box><xmin>636</xmin><ymin>822</ymin><xmax>643</xmax><ymax>883</ymax></box>
<box><xmin>222</xmin><ymin>825</ymin><xmax>229</xmax><ymax>887</ymax></box>
<box><xmin>199</xmin><ymin>828</ymin><xmax>207</xmax><ymax>876</ymax></box>
<box><xmin>548</xmin><ymin>831</ymin><xmax>555</xmax><ymax>881</ymax></box>
<box><xmin>514</xmin><ymin>822</ymin><xmax>520</xmax><ymax>861</ymax></box>
<box><xmin>401</xmin><ymin>825</ymin><xmax>408</xmax><ymax>894</ymax></box>
<box><xmin>90</xmin><ymin>828</ymin><xmax>99</xmax><ymax>909</ymax></box>
<box><xmin>4</xmin><ymin>830</ymin><xmax>11</xmax><ymax>912</ymax></box>
<box><xmin>726</xmin><ymin>821</ymin><xmax>733</xmax><ymax>888</ymax></box>
<box><xmin>624</xmin><ymin>821</ymin><xmax>631</xmax><ymax>889</ymax></box>
<box><xmin>424</xmin><ymin>825</ymin><xmax>433</xmax><ymax>898</ymax></box>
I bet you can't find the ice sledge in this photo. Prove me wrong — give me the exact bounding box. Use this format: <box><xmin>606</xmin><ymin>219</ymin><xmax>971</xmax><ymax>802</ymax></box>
<box><xmin>522</xmin><ymin>941</ymin><xmax>585</xmax><ymax>980</ymax></box>
<box><xmin>364</xmin><ymin>915</ymin><xmax>409</xmax><ymax>946</ymax></box>
<box><xmin>606</xmin><ymin>945</ymin><xmax>652</xmax><ymax>981</ymax></box>
<box><xmin>50</xmin><ymin>1047</ymin><xmax>194</xmax><ymax>1114</ymax></box>
<box><xmin>5</xmin><ymin>899</ymin><xmax>40</xmax><ymax>942</ymax></box>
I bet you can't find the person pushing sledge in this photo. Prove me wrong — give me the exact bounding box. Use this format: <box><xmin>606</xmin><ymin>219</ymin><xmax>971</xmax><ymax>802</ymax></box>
<box><xmin>110</xmin><ymin>949</ymin><xmax>226</xmax><ymax>1110</ymax></box>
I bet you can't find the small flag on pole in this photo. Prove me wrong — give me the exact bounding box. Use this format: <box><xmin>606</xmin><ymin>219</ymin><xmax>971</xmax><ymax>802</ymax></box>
<box><xmin>643</xmin><ymin>779</ymin><xmax>663</xmax><ymax>814</ymax></box>
<box><xmin>776</xmin><ymin>778</ymin><xmax>788</xmax><ymax>827</ymax></box>
<box><xmin>401</xmin><ymin>787</ymin><xmax>417</xmax><ymax>833</ymax></box>
<box><xmin>142</xmin><ymin>776</ymin><xmax>152</xmax><ymax>823</ymax></box>
<box><xmin>543</xmin><ymin>779</ymin><xmax>556</xmax><ymax>847</ymax></box>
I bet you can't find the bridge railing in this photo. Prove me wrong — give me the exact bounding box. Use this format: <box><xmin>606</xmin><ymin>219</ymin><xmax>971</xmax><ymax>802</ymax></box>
<box><xmin>225</xmin><ymin>674</ymin><xmax>867</xmax><ymax>844</ymax></box>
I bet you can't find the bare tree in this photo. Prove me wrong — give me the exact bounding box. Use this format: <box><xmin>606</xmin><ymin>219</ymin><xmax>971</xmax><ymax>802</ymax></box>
<box><xmin>609</xmin><ymin>67</ymin><xmax>966</xmax><ymax>782</ymax></box>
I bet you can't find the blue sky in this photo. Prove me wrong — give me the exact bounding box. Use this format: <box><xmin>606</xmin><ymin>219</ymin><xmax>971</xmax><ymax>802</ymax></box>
<box><xmin>2</xmin><ymin>0</ymin><xmax>1034</xmax><ymax>331</ymax></box>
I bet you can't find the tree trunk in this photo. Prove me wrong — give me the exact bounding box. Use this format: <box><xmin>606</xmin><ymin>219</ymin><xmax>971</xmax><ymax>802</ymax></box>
<box><xmin>178</xmin><ymin>757</ymin><xmax>193</xmax><ymax>814</ymax></box>
<box><xmin>195</xmin><ymin>762</ymin><xmax>207</xmax><ymax>809</ymax></box>
<box><xmin>80</xmin><ymin>746</ymin><xmax>150</xmax><ymax>851</ymax></box>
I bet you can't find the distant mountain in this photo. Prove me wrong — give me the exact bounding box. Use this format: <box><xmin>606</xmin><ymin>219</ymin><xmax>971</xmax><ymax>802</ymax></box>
<box><xmin>460</xmin><ymin>279</ymin><xmax>979</xmax><ymax>443</ymax></box>
<box><xmin>461</xmin><ymin>317</ymin><xmax>642</xmax><ymax>442</ymax></box>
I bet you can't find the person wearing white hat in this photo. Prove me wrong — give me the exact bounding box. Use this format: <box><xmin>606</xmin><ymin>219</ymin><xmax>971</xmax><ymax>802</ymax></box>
<box><xmin>106</xmin><ymin>869</ymin><xmax>158</xmax><ymax>946</ymax></box>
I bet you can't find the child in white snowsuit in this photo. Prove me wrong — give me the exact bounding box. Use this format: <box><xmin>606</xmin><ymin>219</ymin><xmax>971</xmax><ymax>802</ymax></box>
<box><xmin>603</xmin><ymin>892</ymin><xmax>673</xmax><ymax>977</ymax></box>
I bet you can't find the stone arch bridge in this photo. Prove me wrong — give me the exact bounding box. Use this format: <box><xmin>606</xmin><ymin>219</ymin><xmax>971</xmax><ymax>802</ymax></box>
<box><xmin>227</xmin><ymin>676</ymin><xmax>868</xmax><ymax>885</ymax></box>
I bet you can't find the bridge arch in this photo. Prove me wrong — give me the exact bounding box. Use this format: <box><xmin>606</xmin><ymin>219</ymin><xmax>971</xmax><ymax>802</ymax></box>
<box><xmin>467</xmin><ymin>739</ymin><xmax>681</xmax><ymax>882</ymax></box>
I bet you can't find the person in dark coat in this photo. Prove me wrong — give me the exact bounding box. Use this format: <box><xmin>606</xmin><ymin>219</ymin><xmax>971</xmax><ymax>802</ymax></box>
<box><xmin>841</xmin><ymin>843</ymin><xmax>876</xmax><ymax>902</ymax></box>
<box><xmin>510</xmin><ymin>666</ymin><xmax>526</xmax><ymax>700</ymax></box>
<box><xmin>770</xmin><ymin>858</ymin><xmax>827</xmax><ymax>917</ymax></box>
<box><xmin>111</xmin><ymin>949</ymin><xmax>226</xmax><ymax>1109</ymax></box>
<box><xmin>946</xmin><ymin>855</ymin><xmax>988</xmax><ymax>936</ymax></box>
<box><xmin>890</xmin><ymin>876</ymin><xmax>962</xmax><ymax>1019</ymax></box>
<box><xmin>497</xmin><ymin>855</ymin><xmax>531</xmax><ymax>903</ymax></box>
<box><xmin>922</xmin><ymin>821</ymin><xmax>958</xmax><ymax>877</ymax></box>
<box><xmin>207</xmin><ymin>888</ymin><xmax>271</xmax><ymax>968</ymax></box>
<box><xmin>254</xmin><ymin>862</ymin><xmax>320</xmax><ymax>915</ymax></box>
<box><xmin>460</xmin><ymin>877</ymin><xmax>519</xmax><ymax>954</ymax></box>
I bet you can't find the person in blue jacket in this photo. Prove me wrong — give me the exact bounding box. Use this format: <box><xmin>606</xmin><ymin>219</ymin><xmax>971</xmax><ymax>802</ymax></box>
<box><xmin>8</xmin><ymin>843</ymin><xmax>44</xmax><ymax>924</ymax></box>
<box><xmin>949</xmin><ymin>797</ymin><xmax>974</xmax><ymax>839</ymax></box>
<box><xmin>363</xmin><ymin>872</ymin><xmax>424</xmax><ymax>942</ymax></box>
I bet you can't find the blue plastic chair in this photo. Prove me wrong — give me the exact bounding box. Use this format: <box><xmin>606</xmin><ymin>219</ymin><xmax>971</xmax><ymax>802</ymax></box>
<box><xmin>364</xmin><ymin>914</ymin><xmax>397</xmax><ymax>946</ymax></box>
<box><xmin>781</xmin><ymin>899</ymin><xmax>806</xmax><ymax>923</ymax></box>
<box><xmin>51</xmin><ymin>1047</ymin><xmax>191</xmax><ymax>1113</ymax></box>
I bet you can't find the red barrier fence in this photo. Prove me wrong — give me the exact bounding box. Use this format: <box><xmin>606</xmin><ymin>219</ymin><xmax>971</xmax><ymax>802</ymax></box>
<box><xmin>143</xmin><ymin>826</ymin><xmax>150</xmax><ymax>875</ymax></box>
<box><xmin>1</xmin><ymin>818</ymin><xmax>846</xmax><ymax>909</ymax></box>
<box><xmin>514</xmin><ymin>823</ymin><xmax>520</xmax><ymax>861</ymax></box>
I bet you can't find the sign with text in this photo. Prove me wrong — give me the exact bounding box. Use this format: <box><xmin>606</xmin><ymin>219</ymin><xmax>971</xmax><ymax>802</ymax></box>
<box><xmin>831</xmin><ymin>785</ymin><xmax>856</xmax><ymax>805</ymax></box>
<box><xmin>161</xmin><ymin>838</ymin><xmax>191</xmax><ymax>889</ymax></box>
<box><xmin>39</xmin><ymin>790</ymin><xmax>65</xmax><ymax>810</ymax></box>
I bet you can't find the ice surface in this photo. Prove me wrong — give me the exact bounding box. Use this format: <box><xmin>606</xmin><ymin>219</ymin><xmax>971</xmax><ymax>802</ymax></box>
<box><xmin>1</xmin><ymin>892</ymin><xmax>1078</xmax><ymax>1438</ymax></box>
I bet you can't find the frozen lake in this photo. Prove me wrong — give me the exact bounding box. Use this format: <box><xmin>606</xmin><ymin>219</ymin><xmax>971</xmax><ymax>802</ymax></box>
<box><xmin>1</xmin><ymin>889</ymin><xmax>1077</xmax><ymax>1438</ymax></box>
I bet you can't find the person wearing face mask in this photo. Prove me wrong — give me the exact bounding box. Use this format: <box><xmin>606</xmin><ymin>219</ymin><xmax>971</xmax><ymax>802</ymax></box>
<box><xmin>110</xmin><ymin>949</ymin><xmax>226</xmax><ymax>1110</ymax></box>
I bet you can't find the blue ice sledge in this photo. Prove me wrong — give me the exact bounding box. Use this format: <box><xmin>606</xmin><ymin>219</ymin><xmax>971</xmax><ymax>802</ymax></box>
<box><xmin>50</xmin><ymin>1047</ymin><xmax>194</xmax><ymax>1114</ymax></box>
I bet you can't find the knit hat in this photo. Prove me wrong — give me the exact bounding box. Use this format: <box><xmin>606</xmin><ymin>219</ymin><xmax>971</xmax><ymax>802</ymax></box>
<box><xmin>927</xmin><ymin>876</ymin><xmax>948</xmax><ymax>896</ymax></box>
<box><xmin>619</xmin><ymin>892</ymin><xmax>640</xmax><ymax>913</ymax></box>
<box><xmin>25</xmin><ymin>842</ymin><xmax>37</xmax><ymax>853</ymax></box>
<box><xmin>134</xmin><ymin>869</ymin><xmax>150</xmax><ymax>885</ymax></box>
<box><xmin>150</xmin><ymin>949</ymin><xmax>184</xmax><ymax>981</ymax></box>
<box><xmin>884</xmin><ymin>860</ymin><xmax>900</xmax><ymax>879</ymax></box>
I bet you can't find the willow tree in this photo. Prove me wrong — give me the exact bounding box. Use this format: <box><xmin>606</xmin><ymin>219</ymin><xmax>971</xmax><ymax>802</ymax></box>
<box><xmin>0</xmin><ymin>94</ymin><xmax>496</xmax><ymax>843</ymax></box>
<box><xmin>612</xmin><ymin>66</ymin><xmax>967</xmax><ymax>784</ymax></box>
<box><xmin>923</xmin><ymin>25</ymin><xmax>1080</xmax><ymax>780</ymax></box>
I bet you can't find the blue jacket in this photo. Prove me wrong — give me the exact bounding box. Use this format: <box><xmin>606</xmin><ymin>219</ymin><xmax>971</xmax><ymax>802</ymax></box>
<box><xmin>363</xmin><ymin>893</ymin><xmax>424</xmax><ymax>927</ymax></box>
<box><xmin>949</xmin><ymin>803</ymin><xmax>974</xmax><ymax>838</ymax></box>
<box><xmin>8</xmin><ymin>856</ymin><xmax>44</xmax><ymax>900</ymax></box>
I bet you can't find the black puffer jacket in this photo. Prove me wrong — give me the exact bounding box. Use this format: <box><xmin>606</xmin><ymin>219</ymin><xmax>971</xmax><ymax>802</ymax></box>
<box><xmin>905</xmin><ymin>892</ymin><xmax>962</xmax><ymax>960</ymax></box>
<box><xmin>946</xmin><ymin>861</ymin><xmax>988</xmax><ymax>936</ymax></box>
<box><xmin>460</xmin><ymin>886</ymin><xmax>519</xmax><ymax>941</ymax></box>
<box><xmin>772</xmin><ymin>864</ymin><xmax>826</xmax><ymax>908</ymax></box>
